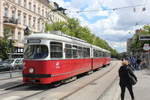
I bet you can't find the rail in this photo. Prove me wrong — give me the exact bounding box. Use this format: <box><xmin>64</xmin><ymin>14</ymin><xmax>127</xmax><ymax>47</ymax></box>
<box><xmin>0</xmin><ymin>61</ymin><xmax>120</xmax><ymax>100</ymax></box>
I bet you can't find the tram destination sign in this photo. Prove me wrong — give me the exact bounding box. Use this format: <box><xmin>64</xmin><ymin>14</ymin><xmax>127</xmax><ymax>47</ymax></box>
<box><xmin>139</xmin><ymin>35</ymin><xmax>150</xmax><ymax>40</ymax></box>
<box><xmin>27</xmin><ymin>39</ymin><xmax>41</xmax><ymax>43</ymax></box>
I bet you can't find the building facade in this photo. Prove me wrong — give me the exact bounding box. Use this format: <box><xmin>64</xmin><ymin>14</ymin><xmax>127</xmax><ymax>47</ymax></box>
<box><xmin>0</xmin><ymin>0</ymin><xmax>67</xmax><ymax>58</ymax></box>
<box><xmin>127</xmin><ymin>38</ymin><xmax>132</xmax><ymax>54</ymax></box>
<box><xmin>126</xmin><ymin>29</ymin><xmax>150</xmax><ymax>69</ymax></box>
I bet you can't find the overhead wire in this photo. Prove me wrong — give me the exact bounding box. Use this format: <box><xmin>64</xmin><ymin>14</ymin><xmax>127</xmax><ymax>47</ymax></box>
<box><xmin>127</xmin><ymin>0</ymin><xmax>149</xmax><ymax>34</ymax></box>
<box><xmin>68</xmin><ymin>4</ymin><xmax>145</xmax><ymax>13</ymax></box>
<box><xmin>133</xmin><ymin>0</ymin><xmax>148</xmax><ymax>26</ymax></box>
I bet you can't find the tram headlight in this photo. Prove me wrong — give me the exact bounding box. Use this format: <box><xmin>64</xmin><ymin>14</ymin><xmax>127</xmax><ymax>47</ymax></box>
<box><xmin>29</xmin><ymin>68</ymin><xmax>34</xmax><ymax>73</ymax></box>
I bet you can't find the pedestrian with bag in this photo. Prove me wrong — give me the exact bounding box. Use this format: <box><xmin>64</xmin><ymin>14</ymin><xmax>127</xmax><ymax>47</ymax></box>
<box><xmin>119</xmin><ymin>60</ymin><xmax>137</xmax><ymax>100</ymax></box>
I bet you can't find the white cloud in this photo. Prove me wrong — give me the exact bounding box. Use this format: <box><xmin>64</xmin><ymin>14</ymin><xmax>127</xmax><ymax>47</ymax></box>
<box><xmin>108</xmin><ymin>41</ymin><xmax>127</xmax><ymax>53</ymax></box>
<box><xmin>49</xmin><ymin>0</ymin><xmax>150</xmax><ymax>52</ymax></box>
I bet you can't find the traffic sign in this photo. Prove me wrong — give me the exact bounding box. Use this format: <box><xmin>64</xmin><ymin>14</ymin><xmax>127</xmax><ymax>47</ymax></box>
<box><xmin>139</xmin><ymin>35</ymin><xmax>150</xmax><ymax>40</ymax></box>
<box><xmin>143</xmin><ymin>44</ymin><xmax>150</xmax><ymax>51</ymax></box>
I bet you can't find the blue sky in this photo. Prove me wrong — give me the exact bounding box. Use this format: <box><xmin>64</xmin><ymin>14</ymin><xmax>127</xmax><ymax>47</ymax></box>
<box><xmin>50</xmin><ymin>0</ymin><xmax>150</xmax><ymax>53</ymax></box>
<box><xmin>80</xmin><ymin>14</ymin><xmax>108</xmax><ymax>24</ymax></box>
<box><xmin>64</xmin><ymin>0</ymin><xmax>71</xmax><ymax>2</ymax></box>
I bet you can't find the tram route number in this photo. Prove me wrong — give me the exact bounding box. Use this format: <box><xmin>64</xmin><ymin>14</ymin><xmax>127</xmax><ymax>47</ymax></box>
<box><xmin>27</xmin><ymin>39</ymin><xmax>41</xmax><ymax>43</ymax></box>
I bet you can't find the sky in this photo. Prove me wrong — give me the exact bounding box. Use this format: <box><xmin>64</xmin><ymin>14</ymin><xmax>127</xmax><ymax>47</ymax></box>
<box><xmin>49</xmin><ymin>0</ymin><xmax>150</xmax><ymax>53</ymax></box>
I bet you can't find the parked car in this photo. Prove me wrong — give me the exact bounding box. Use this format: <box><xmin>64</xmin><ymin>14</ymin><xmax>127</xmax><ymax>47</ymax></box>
<box><xmin>0</xmin><ymin>60</ymin><xmax>12</xmax><ymax>71</ymax></box>
<box><xmin>14</xmin><ymin>58</ymin><xmax>24</xmax><ymax>70</ymax></box>
<box><xmin>0</xmin><ymin>58</ymin><xmax>23</xmax><ymax>72</ymax></box>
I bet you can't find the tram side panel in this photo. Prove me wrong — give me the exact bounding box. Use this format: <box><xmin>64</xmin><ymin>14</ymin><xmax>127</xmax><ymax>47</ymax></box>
<box><xmin>92</xmin><ymin>58</ymin><xmax>104</xmax><ymax>70</ymax></box>
<box><xmin>23</xmin><ymin>59</ymin><xmax>92</xmax><ymax>84</ymax></box>
<box><xmin>49</xmin><ymin>59</ymin><xmax>92</xmax><ymax>83</ymax></box>
<box><xmin>105</xmin><ymin>57</ymin><xmax>111</xmax><ymax>65</ymax></box>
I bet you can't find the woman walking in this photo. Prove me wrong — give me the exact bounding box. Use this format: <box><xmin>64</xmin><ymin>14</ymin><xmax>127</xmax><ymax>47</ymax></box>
<box><xmin>119</xmin><ymin>60</ymin><xmax>137</xmax><ymax>100</ymax></box>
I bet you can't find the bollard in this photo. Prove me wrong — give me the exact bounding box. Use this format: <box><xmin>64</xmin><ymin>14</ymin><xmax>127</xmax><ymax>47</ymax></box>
<box><xmin>9</xmin><ymin>67</ymin><xmax>12</xmax><ymax>78</ymax></box>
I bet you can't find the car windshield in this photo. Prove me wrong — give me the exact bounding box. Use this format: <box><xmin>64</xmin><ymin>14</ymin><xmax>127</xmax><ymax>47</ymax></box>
<box><xmin>24</xmin><ymin>45</ymin><xmax>48</xmax><ymax>59</ymax></box>
<box><xmin>15</xmin><ymin>59</ymin><xmax>21</xmax><ymax>63</ymax></box>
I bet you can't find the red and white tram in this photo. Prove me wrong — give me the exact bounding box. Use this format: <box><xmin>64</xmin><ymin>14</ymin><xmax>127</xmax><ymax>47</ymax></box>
<box><xmin>23</xmin><ymin>31</ymin><xmax>111</xmax><ymax>84</ymax></box>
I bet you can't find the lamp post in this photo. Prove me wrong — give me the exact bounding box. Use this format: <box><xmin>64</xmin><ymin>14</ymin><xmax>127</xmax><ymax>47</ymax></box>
<box><xmin>8</xmin><ymin>39</ymin><xmax>14</xmax><ymax>78</ymax></box>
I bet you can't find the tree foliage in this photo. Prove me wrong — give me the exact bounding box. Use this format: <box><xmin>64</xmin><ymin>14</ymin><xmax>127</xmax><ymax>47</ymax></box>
<box><xmin>0</xmin><ymin>28</ymin><xmax>14</xmax><ymax>60</ymax></box>
<box><xmin>45</xmin><ymin>18</ymin><xmax>118</xmax><ymax>57</ymax></box>
<box><xmin>131</xmin><ymin>25</ymin><xmax>150</xmax><ymax>51</ymax></box>
<box><xmin>0</xmin><ymin>38</ymin><xmax>12</xmax><ymax>60</ymax></box>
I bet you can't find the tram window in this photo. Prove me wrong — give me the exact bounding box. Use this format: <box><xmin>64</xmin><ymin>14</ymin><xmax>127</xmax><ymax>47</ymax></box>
<box><xmin>99</xmin><ymin>51</ymin><xmax>102</xmax><ymax>57</ymax></box>
<box><xmin>83</xmin><ymin>48</ymin><xmax>90</xmax><ymax>58</ymax></box>
<box><xmin>50</xmin><ymin>42</ymin><xmax>63</xmax><ymax>58</ymax></box>
<box><xmin>98</xmin><ymin>51</ymin><xmax>101</xmax><ymax>57</ymax></box>
<box><xmin>87</xmin><ymin>48</ymin><xmax>90</xmax><ymax>58</ymax></box>
<box><xmin>93</xmin><ymin>49</ymin><xmax>96</xmax><ymax>57</ymax></box>
<box><xmin>94</xmin><ymin>49</ymin><xmax>98</xmax><ymax>58</ymax></box>
<box><xmin>77</xmin><ymin>46</ymin><xmax>83</xmax><ymax>58</ymax></box>
<box><xmin>24</xmin><ymin>45</ymin><xmax>48</xmax><ymax>59</ymax></box>
<box><xmin>106</xmin><ymin>53</ymin><xmax>110</xmax><ymax>57</ymax></box>
<box><xmin>73</xmin><ymin>45</ymin><xmax>78</xmax><ymax>58</ymax></box>
<box><xmin>83</xmin><ymin>48</ymin><xmax>86</xmax><ymax>58</ymax></box>
<box><xmin>105</xmin><ymin>53</ymin><xmax>107</xmax><ymax>57</ymax></box>
<box><xmin>105</xmin><ymin>53</ymin><xmax>108</xmax><ymax>57</ymax></box>
<box><xmin>108</xmin><ymin>53</ymin><xmax>110</xmax><ymax>57</ymax></box>
<box><xmin>65</xmin><ymin>44</ymin><xmax>71</xmax><ymax>48</ymax></box>
<box><xmin>65</xmin><ymin>44</ymin><xmax>72</xmax><ymax>58</ymax></box>
<box><xmin>97</xmin><ymin>51</ymin><xmax>99</xmax><ymax>57</ymax></box>
<box><xmin>101</xmin><ymin>52</ymin><xmax>104</xmax><ymax>57</ymax></box>
<box><xmin>103</xmin><ymin>52</ymin><xmax>106</xmax><ymax>57</ymax></box>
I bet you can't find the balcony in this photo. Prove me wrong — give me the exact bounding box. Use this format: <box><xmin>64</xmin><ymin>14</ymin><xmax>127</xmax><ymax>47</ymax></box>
<box><xmin>3</xmin><ymin>17</ymin><xmax>18</xmax><ymax>27</ymax></box>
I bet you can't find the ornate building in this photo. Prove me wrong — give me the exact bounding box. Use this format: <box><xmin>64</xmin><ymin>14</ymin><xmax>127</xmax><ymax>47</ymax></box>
<box><xmin>0</xmin><ymin>0</ymin><xmax>67</xmax><ymax>58</ymax></box>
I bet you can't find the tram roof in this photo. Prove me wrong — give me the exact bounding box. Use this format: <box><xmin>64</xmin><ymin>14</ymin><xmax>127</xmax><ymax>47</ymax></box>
<box><xmin>25</xmin><ymin>31</ymin><xmax>110</xmax><ymax>53</ymax></box>
<box><xmin>25</xmin><ymin>31</ymin><xmax>91</xmax><ymax>46</ymax></box>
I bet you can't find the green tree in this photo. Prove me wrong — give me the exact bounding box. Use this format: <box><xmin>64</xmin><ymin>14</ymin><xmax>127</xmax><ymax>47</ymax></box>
<box><xmin>0</xmin><ymin>28</ymin><xmax>14</xmax><ymax>60</ymax></box>
<box><xmin>131</xmin><ymin>25</ymin><xmax>150</xmax><ymax>51</ymax></box>
<box><xmin>45</xmin><ymin>18</ymin><xmax>118</xmax><ymax>57</ymax></box>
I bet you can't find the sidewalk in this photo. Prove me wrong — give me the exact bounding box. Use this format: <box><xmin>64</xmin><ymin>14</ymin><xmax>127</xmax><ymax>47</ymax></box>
<box><xmin>123</xmin><ymin>69</ymin><xmax>150</xmax><ymax>100</ymax></box>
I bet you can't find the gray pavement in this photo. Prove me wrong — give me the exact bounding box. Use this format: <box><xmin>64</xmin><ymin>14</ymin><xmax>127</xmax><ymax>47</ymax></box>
<box><xmin>0</xmin><ymin>71</ymin><xmax>22</xmax><ymax>79</ymax></box>
<box><xmin>100</xmin><ymin>68</ymin><xmax>150</xmax><ymax>100</ymax></box>
<box><xmin>124</xmin><ymin>69</ymin><xmax>150</xmax><ymax>100</ymax></box>
<box><xmin>100</xmin><ymin>77</ymin><xmax>120</xmax><ymax>100</ymax></box>
<box><xmin>114</xmin><ymin>69</ymin><xmax>150</xmax><ymax>100</ymax></box>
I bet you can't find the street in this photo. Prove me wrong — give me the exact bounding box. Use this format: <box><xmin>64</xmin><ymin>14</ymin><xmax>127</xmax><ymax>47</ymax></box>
<box><xmin>0</xmin><ymin>61</ymin><xmax>120</xmax><ymax>100</ymax></box>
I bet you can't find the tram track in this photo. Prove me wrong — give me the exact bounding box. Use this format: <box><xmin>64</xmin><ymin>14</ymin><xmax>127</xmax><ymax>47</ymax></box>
<box><xmin>20</xmin><ymin>88</ymin><xmax>52</xmax><ymax>100</ymax></box>
<box><xmin>19</xmin><ymin>62</ymin><xmax>118</xmax><ymax>100</ymax></box>
<box><xmin>0</xmin><ymin>61</ymin><xmax>119</xmax><ymax>100</ymax></box>
<box><xmin>59</xmin><ymin>62</ymin><xmax>117</xmax><ymax>100</ymax></box>
<box><xmin>0</xmin><ymin>83</ymin><xmax>25</xmax><ymax>95</ymax></box>
<box><xmin>0</xmin><ymin>83</ymin><xmax>57</xmax><ymax>100</ymax></box>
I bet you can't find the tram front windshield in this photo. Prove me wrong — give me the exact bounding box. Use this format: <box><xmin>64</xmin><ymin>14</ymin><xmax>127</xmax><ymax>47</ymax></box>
<box><xmin>24</xmin><ymin>45</ymin><xmax>48</xmax><ymax>59</ymax></box>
